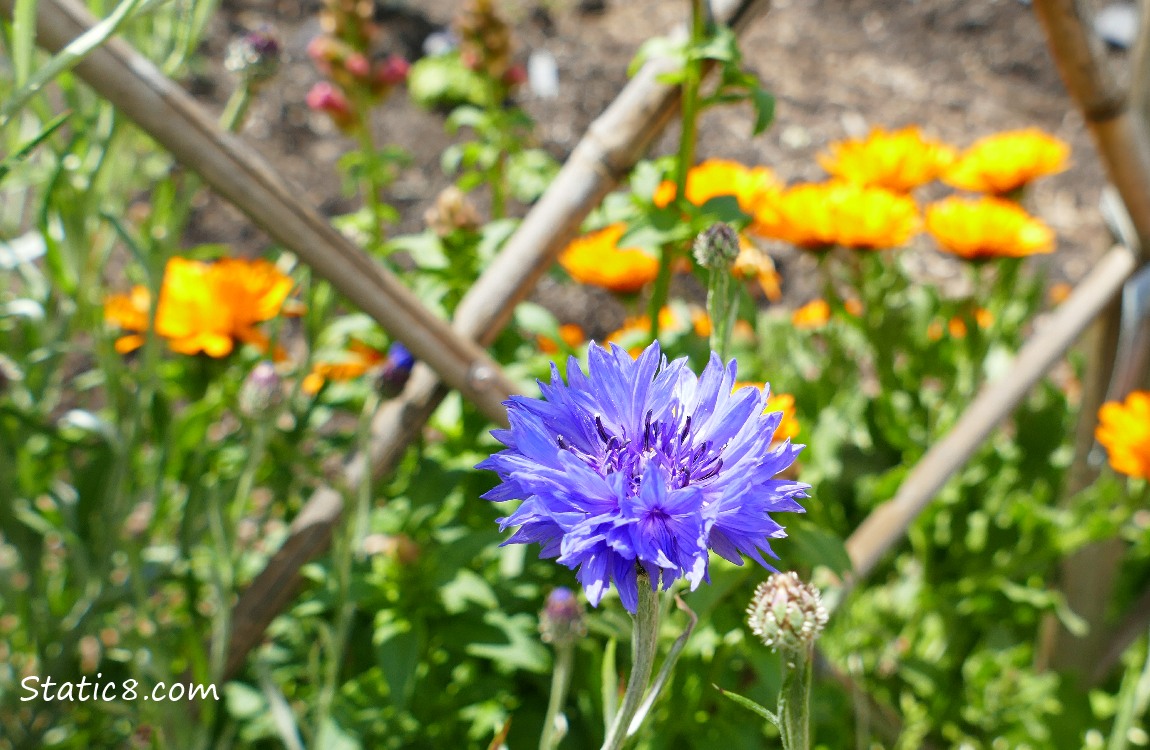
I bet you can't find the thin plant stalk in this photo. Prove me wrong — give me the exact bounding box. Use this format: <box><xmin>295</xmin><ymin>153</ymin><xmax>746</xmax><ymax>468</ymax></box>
<box><xmin>778</xmin><ymin>644</ymin><xmax>814</xmax><ymax>750</ymax></box>
<box><xmin>601</xmin><ymin>577</ymin><xmax>661</xmax><ymax>750</ymax></box>
<box><xmin>539</xmin><ymin>642</ymin><xmax>575</xmax><ymax>750</ymax></box>
<box><xmin>649</xmin><ymin>0</ymin><xmax>706</xmax><ymax>338</ymax></box>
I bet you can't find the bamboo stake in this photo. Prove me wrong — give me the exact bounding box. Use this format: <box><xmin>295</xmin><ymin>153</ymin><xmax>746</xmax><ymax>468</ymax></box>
<box><xmin>0</xmin><ymin>0</ymin><xmax>520</xmax><ymax>422</ymax></box>
<box><xmin>843</xmin><ymin>244</ymin><xmax>1138</xmax><ymax>580</ymax></box>
<box><xmin>222</xmin><ymin>0</ymin><xmax>770</xmax><ymax>679</ymax></box>
<box><xmin>1031</xmin><ymin>0</ymin><xmax>1150</xmax><ymax>674</ymax></box>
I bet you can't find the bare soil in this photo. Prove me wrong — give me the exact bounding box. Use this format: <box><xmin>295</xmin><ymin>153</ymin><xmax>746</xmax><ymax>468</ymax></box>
<box><xmin>189</xmin><ymin>0</ymin><xmax>1117</xmax><ymax>331</ymax></box>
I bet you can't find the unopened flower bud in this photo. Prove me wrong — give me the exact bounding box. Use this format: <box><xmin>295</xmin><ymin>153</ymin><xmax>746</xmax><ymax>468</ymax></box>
<box><xmin>344</xmin><ymin>52</ymin><xmax>372</xmax><ymax>79</ymax></box>
<box><xmin>306</xmin><ymin>82</ymin><xmax>357</xmax><ymax>130</ymax></box>
<box><xmin>693</xmin><ymin>222</ymin><xmax>740</xmax><ymax>270</ymax></box>
<box><xmin>376</xmin><ymin>55</ymin><xmax>411</xmax><ymax>86</ymax></box>
<box><xmin>539</xmin><ymin>587</ymin><xmax>586</xmax><ymax>646</ymax></box>
<box><xmin>377</xmin><ymin>342</ymin><xmax>415</xmax><ymax>398</ymax></box>
<box><xmin>746</xmin><ymin>572</ymin><xmax>828</xmax><ymax>653</ymax></box>
<box><xmin>503</xmin><ymin>63</ymin><xmax>527</xmax><ymax>87</ymax></box>
<box><xmin>225</xmin><ymin>28</ymin><xmax>282</xmax><ymax>86</ymax></box>
<box><xmin>424</xmin><ymin>186</ymin><xmax>482</xmax><ymax>236</ymax></box>
<box><xmin>239</xmin><ymin>361</ymin><xmax>281</xmax><ymax>417</ymax></box>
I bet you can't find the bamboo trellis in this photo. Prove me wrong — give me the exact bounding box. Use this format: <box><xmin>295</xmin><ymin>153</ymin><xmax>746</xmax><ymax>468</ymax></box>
<box><xmin>4</xmin><ymin>0</ymin><xmax>1149</xmax><ymax>688</ymax></box>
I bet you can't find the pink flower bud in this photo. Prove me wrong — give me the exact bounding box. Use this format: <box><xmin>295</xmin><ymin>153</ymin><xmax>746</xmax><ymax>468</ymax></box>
<box><xmin>345</xmin><ymin>52</ymin><xmax>371</xmax><ymax>79</ymax></box>
<box><xmin>306</xmin><ymin>82</ymin><xmax>356</xmax><ymax>129</ymax></box>
<box><xmin>376</xmin><ymin>55</ymin><xmax>410</xmax><ymax>86</ymax></box>
<box><xmin>503</xmin><ymin>63</ymin><xmax>527</xmax><ymax>87</ymax></box>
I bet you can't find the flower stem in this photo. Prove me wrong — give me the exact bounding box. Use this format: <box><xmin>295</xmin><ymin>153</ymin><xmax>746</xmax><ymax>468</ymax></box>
<box><xmin>649</xmin><ymin>0</ymin><xmax>706</xmax><ymax>339</ymax></box>
<box><xmin>601</xmin><ymin>578</ymin><xmax>661</xmax><ymax>750</ymax></box>
<box><xmin>778</xmin><ymin>644</ymin><xmax>814</xmax><ymax>750</ymax></box>
<box><xmin>539</xmin><ymin>642</ymin><xmax>575</xmax><ymax>750</ymax></box>
<box><xmin>354</xmin><ymin>107</ymin><xmax>385</xmax><ymax>252</ymax></box>
<box><xmin>708</xmin><ymin>266</ymin><xmax>738</xmax><ymax>361</ymax></box>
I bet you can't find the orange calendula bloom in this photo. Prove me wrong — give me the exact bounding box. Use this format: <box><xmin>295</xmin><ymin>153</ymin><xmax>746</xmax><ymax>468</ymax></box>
<box><xmin>733</xmin><ymin>383</ymin><xmax>800</xmax><ymax>442</ymax></box>
<box><xmin>104</xmin><ymin>257</ymin><xmax>295</xmax><ymax>357</ymax></box>
<box><xmin>559</xmin><ymin>223</ymin><xmax>660</xmax><ymax>294</ymax></box>
<box><xmin>538</xmin><ymin>323</ymin><xmax>586</xmax><ymax>354</ymax></box>
<box><xmin>925</xmin><ymin>196</ymin><xmax>1054</xmax><ymax>260</ymax></box>
<box><xmin>653</xmin><ymin>159</ymin><xmax>779</xmax><ymax>214</ymax></box>
<box><xmin>606</xmin><ymin>306</ymin><xmax>709</xmax><ymax>356</ymax></box>
<box><xmin>943</xmin><ymin>128</ymin><xmax>1069</xmax><ymax>195</ymax></box>
<box><xmin>792</xmin><ymin>299</ymin><xmax>831</xmax><ymax>329</ymax></box>
<box><xmin>733</xmin><ymin>239</ymin><xmax>782</xmax><ymax>302</ymax></box>
<box><xmin>752</xmin><ymin>182</ymin><xmax>920</xmax><ymax>250</ymax></box>
<box><xmin>1095</xmin><ymin>390</ymin><xmax>1150</xmax><ymax>480</ymax></box>
<box><xmin>818</xmin><ymin>126</ymin><xmax>956</xmax><ymax>193</ymax></box>
<box><xmin>302</xmin><ymin>341</ymin><xmax>386</xmax><ymax>395</ymax></box>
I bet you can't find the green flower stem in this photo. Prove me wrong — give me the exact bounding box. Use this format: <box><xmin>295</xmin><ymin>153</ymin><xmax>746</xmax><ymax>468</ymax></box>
<box><xmin>219</xmin><ymin>79</ymin><xmax>255</xmax><ymax>133</ymax></box>
<box><xmin>778</xmin><ymin>644</ymin><xmax>814</xmax><ymax>750</ymax></box>
<box><xmin>539</xmin><ymin>642</ymin><xmax>575</xmax><ymax>750</ymax></box>
<box><xmin>707</xmin><ymin>266</ymin><xmax>739</xmax><ymax>361</ymax></box>
<box><xmin>601</xmin><ymin>577</ymin><xmax>661</xmax><ymax>750</ymax></box>
<box><xmin>353</xmin><ymin>106</ymin><xmax>386</xmax><ymax>252</ymax></box>
<box><xmin>649</xmin><ymin>0</ymin><xmax>706</xmax><ymax>339</ymax></box>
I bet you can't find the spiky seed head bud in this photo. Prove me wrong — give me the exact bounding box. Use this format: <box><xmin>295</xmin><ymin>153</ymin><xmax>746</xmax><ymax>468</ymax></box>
<box><xmin>693</xmin><ymin>222</ymin><xmax>740</xmax><ymax>270</ymax></box>
<box><xmin>746</xmin><ymin>571</ymin><xmax>828</xmax><ymax>652</ymax></box>
<box><xmin>225</xmin><ymin>29</ymin><xmax>282</xmax><ymax>86</ymax></box>
<box><xmin>539</xmin><ymin>587</ymin><xmax>587</xmax><ymax>647</ymax></box>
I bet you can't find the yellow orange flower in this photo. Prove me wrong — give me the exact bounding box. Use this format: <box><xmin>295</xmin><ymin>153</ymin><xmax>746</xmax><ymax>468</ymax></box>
<box><xmin>538</xmin><ymin>323</ymin><xmax>586</xmax><ymax>354</ymax></box>
<box><xmin>929</xmin><ymin>308</ymin><xmax>996</xmax><ymax>340</ymax></box>
<box><xmin>818</xmin><ymin>126</ymin><xmax>956</xmax><ymax>192</ymax></box>
<box><xmin>1049</xmin><ymin>282</ymin><xmax>1073</xmax><ymax>305</ymax></box>
<box><xmin>559</xmin><ymin>223</ymin><xmax>660</xmax><ymax>294</ymax></box>
<box><xmin>752</xmin><ymin>182</ymin><xmax>920</xmax><ymax>250</ymax></box>
<box><xmin>943</xmin><ymin>128</ymin><xmax>1069</xmax><ymax>194</ymax></box>
<box><xmin>302</xmin><ymin>341</ymin><xmax>385</xmax><ymax>395</ymax></box>
<box><xmin>792</xmin><ymin>299</ymin><xmax>830</xmax><ymax>329</ymax></box>
<box><xmin>1095</xmin><ymin>390</ymin><xmax>1150</xmax><ymax>479</ymax></box>
<box><xmin>843</xmin><ymin>298</ymin><xmax>864</xmax><ymax>317</ymax></box>
<box><xmin>606</xmin><ymin>306</ymin><xmax>708</xmax><ymax>355</ymax></box>
<box><xmin>733</xmin><ymin>239</ymin><xmax>782</xmax><ymax>302</ymax></box>
<box><xmin>104</xmin><ymin>257</ymin><xmax>295</xmax><ymax>358</ymax></box>
<box><xmin>104</xmin><ymin>286</ymin><xmax>152</xmax><ymax>354</ymax></box>
<box><xmin>733</xmin><ymin>383</ymin><xmax>800</xmax><ymax>442</ymax></box>
<box><xmin>925</xmin><ymin>196</ymin><xmax>1054</xmax><ymax>260</ymax></box>
<box><xmin>653</xmin><ymin>159</ymin><xmax>779</xmax><ymax>214</ymax></box>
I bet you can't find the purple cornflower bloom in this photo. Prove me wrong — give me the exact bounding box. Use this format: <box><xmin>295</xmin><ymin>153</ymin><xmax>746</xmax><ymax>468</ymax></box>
<box><xmin>477</xmin><ymin>341</ymin><xmax>809</xmax><ymax>613</ymax></box>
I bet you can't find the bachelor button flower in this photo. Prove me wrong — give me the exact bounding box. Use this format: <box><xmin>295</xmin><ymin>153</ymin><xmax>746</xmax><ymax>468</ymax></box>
<box><xmin>1096</xmin><ymin>390</ymin><xmax>1150</xmax><ymax>480</ymax></box>
<box><xmin>818</xmin><ymin>126</ymin><xmax>956</xmax><ymax>193</ymax></box>
<box><xmin>478</xmin><ymin>341</ymin><xmax>809</xmax><ymax>612</ymax></box>
<box><xmin>559</xmin><ymin>224</ymin><xmax>660</xmax><ymax>294</ymax></box>
<box><xmin>925</xmin><ymin>196</ymin><xmax>1054</xmax><ymax>260</ymax></box>
<box><xmin>943</xmin><ymin>128</ymin><xmax>1069</xmax><ymax>195</ymax></box>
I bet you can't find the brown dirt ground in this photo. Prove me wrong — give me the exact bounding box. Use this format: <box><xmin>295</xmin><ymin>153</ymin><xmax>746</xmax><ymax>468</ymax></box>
<box><xmin>189</xmin><ymin>0</ymin><xmax>1119</xmax><ymax>335</ymax></box>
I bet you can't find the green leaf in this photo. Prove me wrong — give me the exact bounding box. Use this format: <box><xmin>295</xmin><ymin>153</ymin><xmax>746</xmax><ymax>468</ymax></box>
<box><xmin>783</xmin><ymin>518</ymin><xmax>853</xmax><ymax>576</ymax></box>
<box><xmin>374</xmin><ymin>617</ymin><xmax>423</xmax><ymax>710</ymax></box>
<box><xmin>0</xmin><ymin>112</ymin><xmax>70</xmax><ymax>183</ymax></box>
<box><xmin>714</xmin><ymin>684</ymin><xmax>779</xmax><ymax>725</ymax></box>
<box><xmin>628</xmin><ymin>36</ymin><xmax>685</xmax><ymax>76</ymax></box>
<box><xmin>750</xmin><ymin>88</ymin><xmax>776</xmax><ymax>135</ymax></box>
<box><xmin>1</xmin><ymin>0</ymin><xmax>152</xmax><ymax>126</ymax></box>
